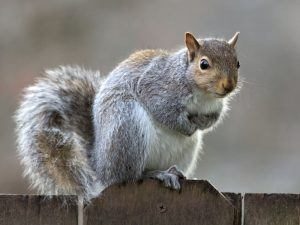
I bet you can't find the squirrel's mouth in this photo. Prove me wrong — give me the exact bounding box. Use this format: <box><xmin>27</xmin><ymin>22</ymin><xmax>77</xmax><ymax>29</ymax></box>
<box><xmin>213</xmin><ymin>92</ymin><xmax>227</xmax><ymax>98</ymax></box>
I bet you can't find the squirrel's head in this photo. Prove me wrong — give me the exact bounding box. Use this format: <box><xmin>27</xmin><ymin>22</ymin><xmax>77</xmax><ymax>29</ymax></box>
<box><xmin>185</xmin><ymin>32</ymin><xmax>240</xmax><ymax>98</ymax></box>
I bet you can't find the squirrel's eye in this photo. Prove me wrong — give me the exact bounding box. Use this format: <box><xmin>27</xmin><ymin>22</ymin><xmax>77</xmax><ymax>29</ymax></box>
<box><xmin>237</xmin><ymin>61</ymin><xmax>240</xmax><ymax>69</ymax></box>
<box><xmin>200</xmin><ymin>59</ymin><xmax>210</xmax><ymax>70</ymax></box>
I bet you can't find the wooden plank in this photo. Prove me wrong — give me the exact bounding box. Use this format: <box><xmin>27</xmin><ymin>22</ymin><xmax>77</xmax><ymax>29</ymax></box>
<box><xmin>84</xmin><ymin>179</ymin><xmax>240</xmax><ymax>225</ymax></box>
<box><xmin>223</xmin><ymin>192</ymin><xmax>242</xmax><ymax>225</ymax></box>
<box><xmin>244</xmin><ymin>193</ymin><xmax>300</xmax><ymax>225</ymax></box>
<box><xmin>0</xmin><ymin>195</ymin><xmax>78</xmax><ymax>225</ymax></box>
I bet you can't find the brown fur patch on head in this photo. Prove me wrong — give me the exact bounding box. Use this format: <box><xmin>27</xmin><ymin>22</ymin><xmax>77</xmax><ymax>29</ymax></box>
<box><xmin>201</xmin><ymin>39</ymin><xmax>238</xmax><ymax>73</ymax></box>
<box><xmin>190</xmin><ymin>38</ymin><xmax>239</xmax><ymax>96</ymax></box>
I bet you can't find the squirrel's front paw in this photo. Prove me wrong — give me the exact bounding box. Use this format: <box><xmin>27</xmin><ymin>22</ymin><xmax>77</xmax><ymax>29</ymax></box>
<box><xmin>189</xmin><ymin>112</ymin><xmax>220</xmax><ymax>130</ymax></box>
<box><xmin>143</xmin><ymin>165</ymin><xmax>186</xmax><ymax>190</ymax></box>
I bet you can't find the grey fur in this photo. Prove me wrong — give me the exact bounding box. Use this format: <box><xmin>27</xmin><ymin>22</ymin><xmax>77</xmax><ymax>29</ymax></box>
<box><xmin>15</xmin><ymin>37</ymin><xmax>239</xmax><ymax>201</ymax></box>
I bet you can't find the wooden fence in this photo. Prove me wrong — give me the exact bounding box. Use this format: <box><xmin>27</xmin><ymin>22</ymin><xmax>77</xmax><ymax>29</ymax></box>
<box><xmin>1</xmin><ymin>179</ymin><xmax>300</xmax><ymax>225</ymax></box>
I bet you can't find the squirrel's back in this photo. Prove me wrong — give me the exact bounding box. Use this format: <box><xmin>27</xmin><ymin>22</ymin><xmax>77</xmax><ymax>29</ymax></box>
<box><xmin>15</xmin><ymin>66</ymin><xmax>103</xmax><ymax>200</ymax></box>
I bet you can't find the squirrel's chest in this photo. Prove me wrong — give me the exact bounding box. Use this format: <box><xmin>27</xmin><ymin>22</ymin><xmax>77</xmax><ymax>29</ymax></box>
<box><xmin>185</xmin><ymin>91</ymin><xmax>223</xmax><ymax>115</ymax></box>
<box><xmin>144</xmin><ymin>123</ymin><xmax>202</xmax><ymax>172</ymax></box>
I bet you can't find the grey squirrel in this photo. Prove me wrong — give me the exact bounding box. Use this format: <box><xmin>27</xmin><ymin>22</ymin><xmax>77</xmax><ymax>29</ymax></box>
<box><xmin>15</xmin><ymin>32</ymin><xmax>240</xmax><ymax>201</ymax></box>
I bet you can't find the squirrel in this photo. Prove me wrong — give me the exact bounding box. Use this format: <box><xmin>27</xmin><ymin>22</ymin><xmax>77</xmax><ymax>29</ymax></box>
<box><xmin>15</xmin><ymin>32</ymin><xmax>240</xmax><ymax>201</ymax></box>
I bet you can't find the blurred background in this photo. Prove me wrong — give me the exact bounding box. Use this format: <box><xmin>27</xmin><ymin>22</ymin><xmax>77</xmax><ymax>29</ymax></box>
<box><xmin>1</xmin><ymin>0</ymin><xmax>300</xmax><ymax>194</ymax></box>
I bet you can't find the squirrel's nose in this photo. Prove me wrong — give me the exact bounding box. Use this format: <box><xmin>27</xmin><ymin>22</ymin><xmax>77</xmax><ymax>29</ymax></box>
<box><xmin>219</xmin><ymin>78</ymin><xmax>235</xmax><ymax>94</ymax></box>
<box><xmin>222</xmin><ymin>82</ymin><xmax>233</xmax><ymax>93</ymax></box>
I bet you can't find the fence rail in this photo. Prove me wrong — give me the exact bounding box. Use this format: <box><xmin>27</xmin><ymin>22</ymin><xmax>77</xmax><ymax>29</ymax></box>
<box><xmin>0</xmin><ymin>180</ymin><xmax>299</xmax><ymax>225</ymax></box>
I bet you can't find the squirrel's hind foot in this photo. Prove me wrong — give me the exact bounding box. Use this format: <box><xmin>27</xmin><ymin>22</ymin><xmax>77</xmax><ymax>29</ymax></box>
<box><xmin>143</xmin><ymin>165</ymin><xmax>186</xmax><ymax>190</ymax></box>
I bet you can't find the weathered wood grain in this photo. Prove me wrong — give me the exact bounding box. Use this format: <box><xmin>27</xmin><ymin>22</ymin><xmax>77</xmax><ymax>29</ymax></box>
<box><xmin>0</xmin><ymin>195</ymin><xmax>77</xmax><ymax>225</ymax></box>
<box><xmin>244</xmin><ymin>193</ymin><xmax>300</xmax><ymax>225</ymax></box>
<box><xmin>84</xmin><ymin>179</ymin><xmax>240</xmax><ymax>225</ymax></box>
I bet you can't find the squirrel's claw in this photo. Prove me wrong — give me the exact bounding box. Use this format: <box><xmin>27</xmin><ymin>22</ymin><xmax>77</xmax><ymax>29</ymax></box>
<box><xmin>160</xmin><ymin>173</ymin><xmax>181</xmax><ymax>190</ymax></box>
<box><xmin>167</xmin><ymin>165</ymin><xmax>186</xmax><ymax>179</ymax></box>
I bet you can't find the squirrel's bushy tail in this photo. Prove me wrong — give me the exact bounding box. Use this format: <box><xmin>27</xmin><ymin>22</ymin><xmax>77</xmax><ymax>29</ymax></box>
<box><xmin>15</xmin><ymin>66</ymin><xmax>103</xmax><ymax>200</ymax></box>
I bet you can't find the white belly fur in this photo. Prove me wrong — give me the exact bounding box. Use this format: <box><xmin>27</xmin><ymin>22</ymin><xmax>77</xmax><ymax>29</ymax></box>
<box><xmin>146</xmin><ymin>124</ymin><xmax>203</xmax><ymax>177</ymax></box>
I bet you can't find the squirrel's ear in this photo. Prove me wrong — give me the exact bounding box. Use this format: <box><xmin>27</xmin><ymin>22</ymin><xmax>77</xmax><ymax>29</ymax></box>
<box><xmin>185</xmin><ymin>32</ymin><xmax>201</xmax><ymax>61</ymax></box>
<box><xmin>228</xmin><ymin>32</ymin><xmax>240</xmax><ymax>48</ymax></box>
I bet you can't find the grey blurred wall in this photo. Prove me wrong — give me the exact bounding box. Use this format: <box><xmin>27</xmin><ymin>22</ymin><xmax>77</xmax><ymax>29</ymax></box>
<box><xmin>1</xmin><ymin>0</ymin><xmax>300</xmax><ymax>194</ymax></box>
